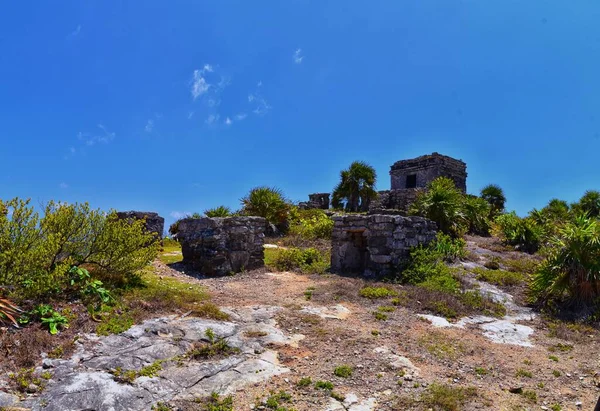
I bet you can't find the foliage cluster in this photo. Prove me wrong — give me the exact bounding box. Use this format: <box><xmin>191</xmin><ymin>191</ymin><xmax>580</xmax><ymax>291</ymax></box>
<box><xmin>0</xmin><ymin>198</ymin><xmax>159</xmax><ymax>301</ymax></box>
<box><xmin>267</xmin><ymin>247</ymin><xmax>329</xmax><ymax>274</ymax></box>
<box><xmin>288</xmin><ymin>208</ymin><xmax>333</xmax><ymax>240</ymax></box>
<box><xmin>332</xmin><ymin>161</ymin><xmax>377</xmax><ymax>212</ymax></box>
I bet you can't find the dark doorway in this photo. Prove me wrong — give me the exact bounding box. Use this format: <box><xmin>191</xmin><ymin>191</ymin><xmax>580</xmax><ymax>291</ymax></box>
<box><xmin>342</xmin><ymin>229</ymin><xmax>369</xmax><ymax>273</ymax></box>
<box><xmin>406</xmin><ymin>174</ymin><xmax>417</xmax><ymax>188</ymax></box>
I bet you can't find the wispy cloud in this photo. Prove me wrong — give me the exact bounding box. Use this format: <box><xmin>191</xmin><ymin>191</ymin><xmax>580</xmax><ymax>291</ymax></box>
<box><xmin>191</xmin><ymin>69</ymin><xmax>210</xmax><ymax>100</ymax></box>
<box><xmin>249</xmin><ymin>94</ymin><xmax>271</xmax><ymax>115</ymax></box>
<box><xmin>224</xmin><ymin>117</ymin><xmax>232</xmax><ymax>126</ymax></box>
<box><xmin>77</xmin><ymin>124</ymin><xmax>115</xmax><ymax>146</ymax></box>
<box><xmin>188</xmin><ymin>111</ymin><xmax>195</xmax><ymax>119</ymax></box>
<box><xmin>235</xmin><ymin>113</ymin><xmax>247</xmax><ymax>121</ymax></box>
<box><xmin>69</xmin><ymin>25</ymin><xmax>82</xmax><ymax>38</ymax></box>
<box><xmin>59</xmin><ymin>182</ymin><xmax>69</xmax><ymax>189</ymax></box>
<box><xmin>293</xmin><ymin>48</ymin><xmax>304</xmax><ymax>64</ymax></box>
<box><xmin>205</xmin><ymin>114</ymin><xmax>220</xmax><ymax>125</ymax></box>
<box><xmin>145</xmin><ymin>119</ymin><xmax>154</xmax><ymax>133</ymax></box>
<box><xmin>170</xmin><ymin>211</ymin><xmax>191</xmax><ymax>219</ymax></box>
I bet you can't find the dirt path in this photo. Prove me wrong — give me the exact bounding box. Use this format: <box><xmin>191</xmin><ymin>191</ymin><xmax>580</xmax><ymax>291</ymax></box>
<box><xmin>154</xmin><ymin>255</ymin><xmax>600</xmax><ymax>411</ymax></box>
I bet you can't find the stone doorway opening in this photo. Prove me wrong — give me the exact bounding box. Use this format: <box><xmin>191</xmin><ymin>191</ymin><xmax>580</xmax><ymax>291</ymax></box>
<box><xmin>343</xmin><ymin>229</ymin><xmax>369</xmax><ymax>273</ymax></box>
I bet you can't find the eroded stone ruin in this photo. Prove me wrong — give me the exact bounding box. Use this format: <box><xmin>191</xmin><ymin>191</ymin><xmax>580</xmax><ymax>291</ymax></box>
<box><xmin>370</xmin><ymin>152</ymin><xmax>467</xmax><ymax>214</ymax></box>
<box><xmin>176</xmin><ymin>216</ymin><xmax>267</xmax><ymax>275</ymax></box>
<box><xmin>331</xmin><ymin>214</ymin><xmax>437</xmax><ymax>277</ymax></box>
<box><xmin>116</xmin><ymin>211</ymin><xmax>165</xmax><ymax>240</ymax></box>
<box><xmin>299</xmin><ymin>192</ymin><xmax>330</xmax><ymax>210</ymax></box>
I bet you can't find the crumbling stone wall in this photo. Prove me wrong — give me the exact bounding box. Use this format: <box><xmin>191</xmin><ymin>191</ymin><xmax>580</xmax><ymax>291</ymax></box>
<box><xmin>176</xmin><ymin>216</ymin><xmax>266</xmax><ymax>276</ymax></box>
<box><xmin>116</xmin><ymin>211</ymin><xmax>165</xmax><ymax>240</ymax></box>
<box><xmin>331</xmin><ymin>214</ymin><xmax>437</xmax><ymax>277</ymax></box>
<box><xmin>390</xmin><ymin>152</ymin><xmax>467</xmax><ymax>193</ymax></box>
<box><xmin>369</xmin><ymin>189</ymin><xmax>423</xmax><ymax>215</ymax></box>
<box><xmin>299</xmin><ymin>193</ymin><xmax>330</xmax><ymax>210</ymax></box>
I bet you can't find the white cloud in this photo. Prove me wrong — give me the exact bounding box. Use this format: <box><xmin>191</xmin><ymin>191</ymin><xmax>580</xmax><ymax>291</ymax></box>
<box><xmin>248</xmin><ymin>94</ymin><xmax>255</xmax><ymax>102</ymax></box>
<box><xmin>77</xmin><ymin>124</ymin><xmax>115</xmax><ymax>146</ymax></box>
<box><xmin>224</xmin><ymin>117</ymin><xmax>232</xmax><ymax>126</ymax></box>
<box><xmin>252</xmin><ymin>96</ymin><xmax>272</xmax><ymax>115</ymax></box>
<box><xmin>205</xmin><ymin>114</ymin><xmax>219</xmax><ymax>125</ymax></box>
<box><xmin>293</xmin><ymin>48</ymin><xmax>304</xmax><ymax>64</ymax></box>
<box><xmin>145</xmin><ymin>119</ymin><xmax>154</xmax><ymax>133</ymax></box>
<box><xmin>170</xmin><ymin>211</ymin><xmax>191</xmax><ymax>219</ymax></box>
<box><xmin>59</xmin><ymin>182</ymin><xmax>69</xmax><ymax>189</ymax></box>
<box><xmin>257</xmin><ymin>81</ymin><xmax>263</xmax><ymax>87</ymax></box>
<box><xmin>188</xmin><ymin>111</ymin><xmax>194</xmax><ymax>119</ymax></box>
<box><xmin>203</xmin><ymin>64</ymin><xmax>214</xmax><ymax>73</ymax></box>
<box><xmin>191</xmin><ymin>70</ymin><xmax>210</xmax><ymax>100</ymax></box>
<box><xmin>235</xmin><ymin>113</ymin><xmax>247</xmax><ymax>121</ymax></box>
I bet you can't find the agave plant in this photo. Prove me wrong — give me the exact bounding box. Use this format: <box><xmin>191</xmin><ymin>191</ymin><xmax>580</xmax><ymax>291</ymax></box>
<box><xmin>0</xmin><ymin>298</ymin><xmax>22</xmax><ymax>327</ymax></box>
<box><xmin>204</xmin><ymin>205</ymin><xmax>232</xmax><ymax>218</ymax></box>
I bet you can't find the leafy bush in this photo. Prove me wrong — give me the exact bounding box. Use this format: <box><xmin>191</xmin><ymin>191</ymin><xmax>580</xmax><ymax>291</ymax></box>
<box><xmin>240</xmin><ymin>187</ymin><xmax>291</xmax><ymax>228</ymax></box>
<box><xmin>30</xmin><ymin>305</ymin><xmax>69</xmax><ymax>335</ymax></box>
<box><xmin>494</xmin><ymin>212</ymin><xmax>542</xmax><ymax>253</ymax></box>
<box><xmin>463</xmin><ymin>195</ymin><xmax>492</xmax><ymax>236</ymax></box>
<box><xmin>0</xmin><ymin>198</ymin><xmax>159</xmax><ymax>300</ymax></box>
<box><xmin>480</xmin><ymin>184</ymin><xmax>506</xmax><ymax>216</ymax></box>
<box><xmin>331</xmin><ymin>161</ymin><xmax>377</xmax><ymax>212</ymax></box>
<box><xmin>410</xmin><ymin>177</ymin><xmax>467</xmax><ymax>237</ymax></box>
<box><xmin>572</xmin><ymin>190</ymin><xmax>600</xmax><ymax>218</ymax></box>
<box><xmin>288</xmin><ymin>208</ymin><xmax>333</xmax><ymax>240</ymax></box>
<box><xmin>473</xmin><ymin>267</ymin><xmax>525</xmax><ymax>286</ymax></box>
<box><xmin>204</xmin><ymin>206</ymin><xmax>232</xmax><ymax>218</ymax></box>
<box><xmin>359</xmin><ymin>286</ymin><xmax>398</xmax><ymax>299</ymax></box>
<box><xmin>532</xmin><ymin>214</ymin><xmax>600</xmax><ymax>307</ymax></box>
<box><xmin>270</xmin><ymin>247</ymin><xmax>329</xmax><ymax>274</ymax></box>
<box><xmin>432</xmin><ymin>233</ymin><xmax>466</xmax><ymax>261</ymax></box>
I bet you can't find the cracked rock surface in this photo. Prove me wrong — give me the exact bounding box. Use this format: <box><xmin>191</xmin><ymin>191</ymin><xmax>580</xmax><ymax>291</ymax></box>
<box><xmin>19</xmin><ymin>306</ymin><xmax>302</xmax><ymax>411</ymax></box>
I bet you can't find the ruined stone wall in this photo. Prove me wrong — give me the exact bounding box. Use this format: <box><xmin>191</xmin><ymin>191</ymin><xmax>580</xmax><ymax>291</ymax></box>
<box><xmin>176</xmin><ymin>216</ymin><xmax>266</xmax><ymax>276</ymax></box>
<box><xmin>331</xmin><ymin>214</ymin><xmax>437</xmax><ymax>277</ymax></box>
<box><xmin>299</xmin><ymin>193</ymin><xmax>330</xmax><ymax>210</ymax></box>
<box><xmin>369</xmin><ymin>189</ymin><xmax>422</xmax><ymax>214</ymax></box>
<box><xmin>116</xmin><ymin>211</ymin><xmax>165</xmax><ymax>240</ymax></box>
<box><xmin>390</xmin><ymin>152</ymin><xmax>467</xmax><ymax>193</ymax></box>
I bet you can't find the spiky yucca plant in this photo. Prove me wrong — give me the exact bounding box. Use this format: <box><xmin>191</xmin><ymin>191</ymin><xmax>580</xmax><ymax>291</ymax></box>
<box><xmin>0</xmin><ymin>298</ymin><xmax>22</xmax><ymax>327</ymax></box>
<box><xmin>204</xmin><ymin>206</ymin><xmax>232</xmax><ymax>218</ymax></box>
<box><xmin>532</xmin><ymin>214</ymin><xmax>600</xmax><ymax>306</ymax></box>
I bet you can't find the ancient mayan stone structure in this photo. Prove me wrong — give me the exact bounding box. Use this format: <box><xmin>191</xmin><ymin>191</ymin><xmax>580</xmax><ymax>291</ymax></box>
<box><xmin>116</xmin><ymin>211</ymin><xmax>165</xmax><ymax>240</ymax></box>
<box><xmin>370</xmin><ymin>152</ymin><xmax>467</xmax><ymax>214</ymax></box>
<box><xmin>299</xmin><ymin>193</ymin><xmax>330</xmax><ymax>210</ymax></box>
<box><xmin>176</xmin><ymin>216</ymin><xmax>266</xmax><ymax>276</ymax></box>
<box><xmin>331</xmin><ymin>214</ymin><xmax>437</xmax><ymax>277</ymax></box>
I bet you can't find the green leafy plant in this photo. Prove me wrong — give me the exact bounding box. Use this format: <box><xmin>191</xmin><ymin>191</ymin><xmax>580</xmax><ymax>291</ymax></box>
<box><xmin>410</xmin><ymin>177</ymin><xmax>467</xmax><ymax>237</ymax></box>
<box><xmin>270</xmin><ymin>247</ymin><xmax>329</xmax><ymax>274</ymax></box>
<box><xmin>494</xmin><ymin>212</ymin><xmax>542</xmax><ymax>253</ymax></box>
<box><xmin>315</xmin><ymin>380</ymin><xmax>334</xmax><ymax>390</ymax></box>
<box><xmin>70</xmin><ymin>266</ymin><xmax>114</xmax><ymax>305</ymax></box>
<box><xmin>31</xmin><ymin>305</ymin><xmax>69</xmax><ymax>335</ymax></box>
<box><xmin>333</xmin><ymin>365</ymin><xmax>353</xmax><ymax>378</ymax></box>
<box><xmin>204</xmin><ymin>206</ymin><xmax>232</xmax><ymax>218</ymax></box>
<box><xmin>480</xmin><ymin>184</ymin><xmax>506</xmax><ymax>216</ymax></box>
<box><xmin>331</xmin><ymin>161</ymin><xmax>377</xmax><ymax>212</ymax></box>
<box><xmin>288</xmin><ymin>208</ymin><xmax>333</xmax><ymax>240</ymax></box>
<box><xmin>572</xmin><ymin>190</ymin><xmax>600</xmax><ymax>218</ymax></box>
<box><xmin>359</xmin><ymin>286</ymin><xmax>398</xmax><ymax>299</ymax></box>
<box><xmin>240</xmin><ymin>186</ymin><xmax>291</xmax><ymax>228</ymax></box>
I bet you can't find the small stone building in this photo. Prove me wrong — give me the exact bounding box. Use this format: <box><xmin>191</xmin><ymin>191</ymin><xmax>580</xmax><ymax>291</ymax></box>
<box><xmin>176</xmin><ymin>216</ymin><xmax>266</xmax><ymax>276</ymax></box>
<box><xmin>116</xmin><ymin>211</ymin><xmax>165</xmax><ymax>240</ymax></box>
<box><xmin>299</xmin><ymin>193</ymin><xmax>330</xmax><ymax>210</ymax></box>
<box><xmin>370</xmin><ymin>152</ymin><xmax>467</xmax><ymax>214</ymax></box>
<box><xmin>331</xmin><ymin>214</ymin><xmax>437</xmax><ymax>277</ymax></box>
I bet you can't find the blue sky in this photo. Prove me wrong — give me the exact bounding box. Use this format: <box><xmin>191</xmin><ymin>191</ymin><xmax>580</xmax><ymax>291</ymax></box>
<box><xmin>1</xmin><ymin>1</ymin><xmax>599</xmax><ymax>227</ymax></box>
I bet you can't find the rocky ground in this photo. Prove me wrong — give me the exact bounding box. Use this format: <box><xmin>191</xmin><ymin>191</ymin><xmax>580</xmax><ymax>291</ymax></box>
<box><xmin>1</xmin><ymin>236</ymin><xmax>599</xmax><ymax>411</ymax></box>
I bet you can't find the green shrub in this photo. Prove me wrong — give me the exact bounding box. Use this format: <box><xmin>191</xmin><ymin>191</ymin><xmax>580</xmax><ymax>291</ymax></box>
<box><xmin>270</xmin><ymin>247</ymin><xmax>329</xmax><ymax>274</ymax></box>
<box><xmin>409</xmin><ymin>177</ymin><xmax>467</xmax><ymax>238</ymax></box>
<box><xmin>240</xmin><ymin>187</ymin><xmax>291</xmax><ymax>228</ymax></box>
<box><xmin>315</xmin><ymin>380</ymin><xmax>334</xmax><ymax>390</ymax></box>
<box><xmin>204</xmin><ymin>206</ymin><xmax>232</xmax><ymax>218</ymax></box>
<box><xmin>0</xmin><ymin>198</ymin><xmax>159</xmax><ymax>300</ymax></box>
<box><xmin>532</xmin><ymin>214</ymin><xmax>600</xmax><ymax>306</ymax></box>
<box><xmin>431</xmin><ymin>233</ymin><xmax>466</xmax><ymax>262</ymax></box>
<box><xmin>473</xmin><ymin>267</ymin><xmax>525</xmax><ymax>286</ymax></box>
<box><xmin>288</xmin><ymin>208</ymin><xmax>333</xmax><ymax>240</ymax></box>
<box><xmin>398</xmin><ymin>235</ymin><xmax>461</xmax><ymax>287</ymax></box>
<box><xmin>359</xmin><ymin>287</ymin><xmax>398</xmax><ymax>299</ymax></box>
<box><xmin>333</xmin><ymin>365</ymin><xmax>353</xmax><ymax>378</ymax></box>
<box><xmin>419</xmin><ymin>383</ymin><xmax>478</xmax><ymax>410</ymax></box>
<box><xmin>463</xmin><ymin>195</ymin><xmax>492</xmax><ymax>235</ymax></box>
<box><xmin>494</xmin><ymin>212</ymin><xmax>542</xmax><ymax>253</ymax></box>
<box><xmin>572</xmin><ymin>190</ymin><xmax>600</xmax><ymax>218</ymax></box>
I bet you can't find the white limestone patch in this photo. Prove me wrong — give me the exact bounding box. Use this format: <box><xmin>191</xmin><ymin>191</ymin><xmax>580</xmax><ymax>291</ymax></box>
<box><xmin>326</xmin><ymin>394</ymin><xmax>377</xmax><ymax>411</ymax></box>
<box><xmin>300</xmin><ymin>304</ymin><xmax>351</xmax><ymax>320</ymax></box>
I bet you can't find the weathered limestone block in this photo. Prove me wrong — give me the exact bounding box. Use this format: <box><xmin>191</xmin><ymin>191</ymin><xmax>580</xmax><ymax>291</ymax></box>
<box><xmin>116</xmin><ymin>211</ymin><xmax>165</xmax><ymax>240</ymax></box>
<box><xmin>176</xmin><ymin>217</ymin><xmax>267</xmax><ymax>276</ymax></box>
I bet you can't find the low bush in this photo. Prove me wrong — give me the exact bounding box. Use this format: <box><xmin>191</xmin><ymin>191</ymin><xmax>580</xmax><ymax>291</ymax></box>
<box><xmin>473</xmin><ymin>267</ymin><xmax>525</xmax><ymax>287</ymax></box>
<box><xmin>0</xmin><ymin>198</ymin><xmax>159</xmax><ymax>301</ymax></box>
<box><xmin>204</xmin><ymin>206</ymin><xmax>232</xmax><ymax>218</ymax></box>
<box><xmin>269</xmin><ymin>247</ymin><xmax>329</xmax><ymax>274</ymax></box>
<box><xmin>359</xmin><ymin>286</ymin><xmax>398</xmax><ymax>299</ymax></box>
<box><xmin>494</xmin><ymin>212</ymin><xmax>542</xmax><ymax>253</ymax></box>
<box><xmin>288</xmin><ymin>208</ymin><xmax>333</xmax><ymax>240</ymax></box>
<box><xmin>240</xmin><ymin>186</ymin><xmax>291</xmax><ymax>229</ymax></box>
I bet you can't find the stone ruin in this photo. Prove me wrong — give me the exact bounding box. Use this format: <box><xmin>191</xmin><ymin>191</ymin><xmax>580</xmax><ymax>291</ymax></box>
<box><xmin>176</xmin><ymin>216</ymin><xmax>267</xmax><ymax>276</ymax></box>
<box><xmin>299</xmin><ymin>192</ymin><xmax>330</xmax><ymax>210</ymax></box>
<box><xmin>370</xmin><ymin>152</ymin><xmax>467</xmax><ymax>214</ymax></box>
<box><xmin>331</xmin><ymin>214</ymin><xmax>437</xmax><ymax>277</ymax></box>
<box><xmin>116</xmin><ymin>211</ymin><xmax>165</xmax><ymax>240</ymax></box>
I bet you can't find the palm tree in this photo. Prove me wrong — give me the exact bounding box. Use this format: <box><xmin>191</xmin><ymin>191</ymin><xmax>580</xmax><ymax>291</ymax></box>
<box><xmin>574</xmin><ymin>190</ymin><xmax>600</xmax><ymax>218</ymax></box>
<box><xmin>480</xmin><ymin>184</ymin><xmax>506</xmax><ymax>215</ymax></box>
<box><xmin>331</xmin><ymin>161</ymin><xmax>377</xmax><ymax>212</ymax></box>
<box><xmin>240</xmin><ymin>186</ymin><xmax>290</xmax><ymax>227</ymax></box>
